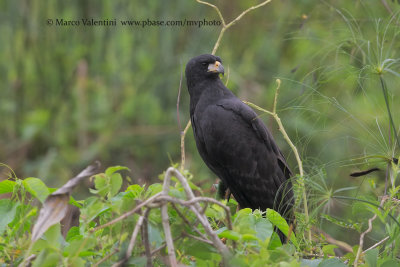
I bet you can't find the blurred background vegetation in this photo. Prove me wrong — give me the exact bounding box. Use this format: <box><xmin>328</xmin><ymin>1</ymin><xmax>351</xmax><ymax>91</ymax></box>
<box><xmin>1</xmin><ymin>0</ymin><xmax>400</xmax><ymax>247</ymax></box>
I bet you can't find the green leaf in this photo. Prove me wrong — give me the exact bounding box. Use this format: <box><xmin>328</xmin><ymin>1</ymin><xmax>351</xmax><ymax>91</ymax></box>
<box><xmin>266</xmin><ymin>208</ymin><xmax>298</xmax><ymax>247</ymax></box>
<box><xmin>301</xmin><ymin>259</ymin><xmax>323</xmax><ymax>267</ymax></box>
<box><xmin>364</xmin><ymin>248</ymin><xmax>378</xmax><ymax>267</ymax></box>
<box><xmin>318</xmin><ymin>258</ymin><xmax>347</xmax><ymax>267</ymax></box>
<box><xmin>65</xmin><ymin>226</ymin><xmax>81</xmax><ymax>242</ymax></box>
<box><xmin>64</xmin><ymin>236</ymin><xmax>96</xmax><ymax>257</ymax></box>
<box><xmin>145</xmin><ymin>183</ymin><xmax>163</xmax><ymax>197</ymax></box>
<box><xmin>0</xmin><ymin>199</ymin><xmax>19</xmax><ymax>233</ymax></box>
<box><xmin>93</xmin><ymin>174</ymin><xmax>108</xmax><ymax>197</ymax></box>
<box><xmin>32</xmin><ymin>251</ymin><xmax>61</xmax><ymax>267</ymax></box>
<box><xmin>241</xmin><ymin>233</ymin><xmax>259</xmax><ymax>241</ymax></box>
<box><xmin>105</xmin><ymin>166</ymin><xmax>130</xmax><ymax>176</ymax></box>
<box><xmin>183</xmin><ymin>239</ymin><xmax>218</xmax><ymax>260</ymax></box>
<box><xmin>0</xmin><ymin>180</ymin><xmax>15</xmax><ymax>194</ymax></box>
<box><xmin>43</xmin><ymin>224</ymin><xmax>62</xmax><ymax>248</ymax></box>
<box><xmin>254</xmin><ymin>219</ymin><xmax>273</xmax><ymax>241</ymax></box>
<box><xmin>23</xmin><ymin>177</ymin><xmax>50</xmax><ymax>203</ymax></box>
<box><xmin>322</xmin><ymin>244</ymin><xmax>338</xmax><ymax>257</ymax></box>
<box><xmin>125</xmin><ymin>184</ymin><xmax>144</xmax><ymax>198</ymax></box>
<box><xmin>109</xmin><ymin>173</ymin><xmax>123</xmax><ymax>197</ymax></box>
<box><xmin>380</xmin><ymin>259</ymin><xmax>400</xmax><ymax>267</ymax></box>
<box><xmin>218</xmin><ymin>229</ymin><xmax>241</xmax><ymax>241</ymax></box>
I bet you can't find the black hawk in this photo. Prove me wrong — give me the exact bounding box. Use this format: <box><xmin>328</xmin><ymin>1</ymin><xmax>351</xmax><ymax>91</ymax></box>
<box><xmin>185</xmin><ymin>54</ymin><xmax>294</xmax><ymax>240</ymax></box>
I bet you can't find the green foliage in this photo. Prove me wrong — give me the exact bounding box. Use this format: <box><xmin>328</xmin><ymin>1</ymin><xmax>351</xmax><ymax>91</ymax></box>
<box><xmin>0</xmin><ymin>166</ymin><xmax>304</xmax><ymax>266</ymax></box>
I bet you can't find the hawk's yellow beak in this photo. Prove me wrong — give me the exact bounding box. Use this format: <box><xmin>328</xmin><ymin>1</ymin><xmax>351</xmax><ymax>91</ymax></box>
<box><xmin>207</xmin><ymin>61</ymin><xmax>224</xmax><ymax>75</ymax></box>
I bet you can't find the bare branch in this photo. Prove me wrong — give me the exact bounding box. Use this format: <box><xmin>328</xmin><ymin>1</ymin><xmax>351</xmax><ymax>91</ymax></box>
<box><xmin>176</xmin><ymin>62</ymin><xmax>184</xmax><ymax>133</ymax></box>
<box><xmin>364</xmin><ymin>236</ymin><xmax>390</xmax><ymax>253</ymax></box>
<box><xmin>182</xmin><ymin>232</ymin><xmax>213</xmax><ymax>245</ymax></box>
<box><xmin>142</xmin><ymin>210</ymin><xmax>153</xmax><ymax>267</ymax></box>
<box><xmin>354</xmin><ymin>197</ymin><xmax>387</xmax><ymax>267</ymax></box>
<box><xmin>180</xmin><ymin>120</ymin><xmax>192</xmax><ymax>172</ymax></box>
<box><xmin>93</xmin><ymin>249</ymin><xmax>119</xmax><ymax>267</ymax></box>
<box><xmin>162</xmin><ymin>171</ymin><xmax>178</xmax><ymax>266</ymax></box>
<box><xmin>171</xmin><ymin>203</ymin><xmax>208</xmax><ymax>240</ymax></box>
<box><xmin>196</xmin><ymin>0</ymin><xmax>226</xmax><ymax>26</ymax></box>
<box><xmin>92</xmin><ymin>192</ymin><xmax>162</xmax><ymax>232</ymax></box>
<box><xmin>157</xmin><ymin>195</ymin><xmax>233</xmax><ymax>231</ymax></box>
<box><xmin>225</xmin><ymin>0</ymin><xmax>272</xmax><ymax>29</ymax></box>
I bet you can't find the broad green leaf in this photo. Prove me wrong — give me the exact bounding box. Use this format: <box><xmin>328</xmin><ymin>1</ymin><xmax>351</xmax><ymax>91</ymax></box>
<box><xmin>322</xmin><ymin>244</ymin><xmax>338</xmax><ymax>257</ymax></box>
<box><xmin>183</xmin><ymin>239</ymin><xmax>218</xmax><ymax>260</ymax></box>
<box><xmin>254</xmin><ymin>219</ymin><xmax>273</xmax><ymax>241</ymax></box>
<box><xmin>268</xmin><ymin>232</ymin><xmax>282</xmax><ymax>249</ymax></box>
<box><xmin>380</xmin><ymin>259</ymin><xmax>400</xmax><ymax>267</ymax></box>
<box><xmin>64</xmin><ymin>236</ymin><xmax>96</xmax><ymax>257</ymax></box>
<box><xmin>32</xmin><ymin>251</ymin><xmax>61</xmax><ymax>267</ymax></box>
<box><xmin>109</xmin><ymin>173</ymin><xmax>123</xmax><ymax>197</ymax></box>
<box><xmin>218</xmin><ymin>229</ymin><xmax>241</xmax><ymax>241</ymax></box>
<box><xmin>0</xmin><ymin>180</ymin><xmax>15</xmax><ymax>194</ymax></box>
<box><xmin>266</xmin><ymin>208</ymin><xmax>298</xmax><ymax>247</ymax></box>
<box><xmin>301</xmin><ymin>259</ymin><xmax>323</xmax><ymax>267</ymax></box>
<box><xmin>364</xmin><ymin>248</ymin><xmax>378</xmax><ymax>267</ymax></box>
<box><xmin>0</xmin><ymin>199</ymin><xmax>19</xmax><ymax>233</ymax></box>
<box><xmin>105</xmin><ymin>166</ymin><xmax>130</xmax><ymax>176</ymax></box>
<box><xmin>318</xmin><ymin>258</ymin><xmax>347</xmax><ymax>267</ymax></box>
<box><xmin>43</xmin><ymin>224</ymin><xmax>62</xmax><ymax>248</ymax></box>
<box><xmin>93</xmin><ymin>174</ymin><xmax>108</xmax><ymax>197</ymax></box>
<box><xmin>23</xmin><ymin>178</ymin><xmax>50</xmax><ymax>203</ymax></box>
<box><xmin>241</xmin><ymin>233</ymin><xmax>259</xmax><ymax>241</ymax></box>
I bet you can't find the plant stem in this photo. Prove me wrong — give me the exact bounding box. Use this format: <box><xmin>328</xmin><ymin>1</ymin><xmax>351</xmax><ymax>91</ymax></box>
<box><xmin>379</xmin><ymin>75</ymin><xmax>400</xmax><ymax>150</ymax></box>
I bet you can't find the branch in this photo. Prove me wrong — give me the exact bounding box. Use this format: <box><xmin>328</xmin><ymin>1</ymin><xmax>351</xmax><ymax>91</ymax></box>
<box><xmin>197</xmin><ymin>0</ymin><xmax>273</xmax><ymax>54</ymax></box>
<box><xmin>92</xmin><ymin>192</ymin><xmax>162</xmax><ymax>232</ymax></box>
<box><xmin>180</xmin><ymin>120</ymin><xmax>191</xmax><ymax>172</ymax></box>
<box><xmin>161</xmin><ymin>175</ymin><xmax>178</xmax><ymax>267</ymax></box>
<box><xmin>363</xmin><ymin>236</ymin><xmax>390</xmax><ymax>253</ymax></box>
<box><xmin>354</xmin><ymin>197</ymin><xmax>387</xmax><ymax>267</ymax></box>
<box><xmin>142</xmin><ymin>210</ymin><xmax>153</xmax><ymax>267</ymax></box>
<box><xmin>163</xmin><ymin>168</ymin><xmax>231</xmax><ymax>265</ymax></box>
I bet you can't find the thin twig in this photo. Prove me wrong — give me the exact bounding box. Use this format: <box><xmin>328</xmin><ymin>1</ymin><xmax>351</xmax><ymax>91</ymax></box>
<box><xmin>182</xmin><ymin>232</ymin><xmax>213</xmax><ymax>245</ymax></box>
<box><xmin>161</xmin><ymin>175</ymin><xmax>178</xmax><ymax>267</ymax></box>
<box><xmin>171</xmin><ymin>203</ymin><xmax>208</xmax><ymax>240</ymax></box>
<box><xmin>197</xmin><ymin>0</ymin><xmax>273</xmax><ymax>54</ymax></box>
<box><xmin>180</xmin><ymin>120</ymin><xmax>192</xmax><ymax>172</ymax></box>
<box><xmin>93</xmin><ymin>249</ymin><xmax>119</xmax><ymax>267</ymax></box>
<box><xmin>354</xmin><ymin>197</ymin><xmax>387</xmax><ymax>267</ymax></box>
<box><xmin>151</xmin><ymin>236</ymin><xmax>182</xmax><ymax>256</ymax></box>
<box><xmin>92</xmin><ymin>192</ymin><xmax>162</xmax><ymax>232</ymax></box>
<box><xmin>313</xmin><ymin>227</ymin><xmax>353</xmax><ymax>253</ymax></box>
<box><xmin>125</xmin><ymin>209</ymin><xmax>149</xmax><ymax>263</ymax></box>
<box><xmin>157</xmin><ymin>195</ymin><xmax>233</xmax><ymax>231</ymax></box>
<box><xmin>176</xmin><ymin>61</ymin><xmax>184</xmax><ymax>133</ymax></box>
<box><xmin>363</xmin><ymin>236</ymin><xmax>390</xmax><ymax>253</ymax></box>
<box><xmin>142</xmin><ymin>210</ymin><xmax>153</xmax><ymax>267</ymax></box>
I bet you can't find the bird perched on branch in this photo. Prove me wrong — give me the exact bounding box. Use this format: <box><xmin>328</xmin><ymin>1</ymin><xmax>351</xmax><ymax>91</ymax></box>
<box><xmin>185</xmin><ymin>54</ymin><xmax>294</xmax><ymax>241</ymax></box>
